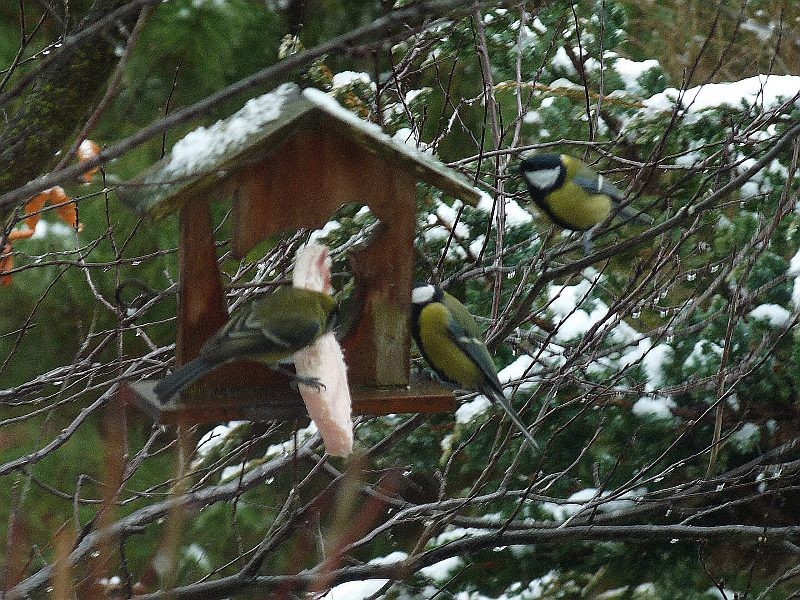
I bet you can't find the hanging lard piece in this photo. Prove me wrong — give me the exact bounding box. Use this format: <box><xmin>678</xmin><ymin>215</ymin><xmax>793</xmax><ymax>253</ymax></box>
<box><xmin>292</xmin><ymin>242</ymin><xmax>353</xmax><ymax>457</ymax></box>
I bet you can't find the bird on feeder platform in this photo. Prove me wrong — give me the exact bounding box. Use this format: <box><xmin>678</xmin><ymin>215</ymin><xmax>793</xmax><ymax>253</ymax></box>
<box><xmin>154</xmin><ymin>286</ymin><xmax>338</xmax><ymax>404</ymax></box>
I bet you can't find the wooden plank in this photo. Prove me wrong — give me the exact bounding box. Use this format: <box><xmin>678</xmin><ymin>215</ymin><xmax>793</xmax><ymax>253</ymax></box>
<box><xmin>121</xmin><ymin>377</ymin><xmax>456</xmax><ymax>425</ymax></box>
<box><xmin>350</xmin><ymin>379</ymin><xmax>457</xmax><ymax>415</ymax></box>
<box><xmin>120</xmin><ymin>380</ymin><xmax>309</xmax><ymax>425</ymax></box>
<box><xmin>177</xmin><ymin>199</ymin><xmax>228</xmax><ymax>365</ymax></box>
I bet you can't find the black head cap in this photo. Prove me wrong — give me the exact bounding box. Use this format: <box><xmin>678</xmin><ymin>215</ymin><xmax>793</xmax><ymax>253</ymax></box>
<box><xmin>518</xmin><ymin>153</ymin><xmax>566</xmax><ymax>202</ymax></box>
<box><xmin>519</xmin><ymin>153</ymin><xmax>563</xmax><ymax>172</ymax></box>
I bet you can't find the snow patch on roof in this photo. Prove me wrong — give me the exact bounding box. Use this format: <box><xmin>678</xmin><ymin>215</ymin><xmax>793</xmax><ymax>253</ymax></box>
<box><xmin>166</xmin><ymin>83</ymin><xmax>299</xmax><ymax>176</ymax></box>
<box><xmin>302</xmin><ymin>87</ymin><xmax>477</xmax><ymax>197</ymax></box>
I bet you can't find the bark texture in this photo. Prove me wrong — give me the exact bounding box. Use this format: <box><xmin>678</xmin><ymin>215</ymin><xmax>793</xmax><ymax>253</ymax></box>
<box><xmin>0</xmin><ymin>2</ymin><xmax>137</xmax><ymax>217</ymax></box>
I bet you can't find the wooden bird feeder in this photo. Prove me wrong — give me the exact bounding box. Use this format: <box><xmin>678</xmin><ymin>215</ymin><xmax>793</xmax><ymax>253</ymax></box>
<box><xmin>117</xmin><ymin>83</ymin><xmax>481</xmax><ymax>424</ymax></box>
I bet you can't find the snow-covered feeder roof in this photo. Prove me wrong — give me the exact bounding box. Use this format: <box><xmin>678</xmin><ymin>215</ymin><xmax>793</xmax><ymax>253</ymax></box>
<box><xmin>119</xmin><ymin>83</ymin><xmax>481</xmax><ymax>219</ymax></box>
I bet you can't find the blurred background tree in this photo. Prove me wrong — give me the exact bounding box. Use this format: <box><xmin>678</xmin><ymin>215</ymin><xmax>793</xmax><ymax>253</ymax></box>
<box><xmin>1</xmin><ymin>0</ymin><xmax>800</xmax><ymax>598</ymax></box>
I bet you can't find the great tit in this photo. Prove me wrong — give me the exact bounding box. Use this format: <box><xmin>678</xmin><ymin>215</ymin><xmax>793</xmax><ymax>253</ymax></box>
<box><xmin>155</xmin><ymin>286</ymin><xmax>338</xmax><ymax>403</ymax></box>
<box><xmin>411</xmin><ymin>283</ymin><xmax>538</xmax><ymax>451</ymax></box>
<box><xmin>519</xmin><ymin>153</ymin><xmax>653</xmax><ymax>231</ymax></box>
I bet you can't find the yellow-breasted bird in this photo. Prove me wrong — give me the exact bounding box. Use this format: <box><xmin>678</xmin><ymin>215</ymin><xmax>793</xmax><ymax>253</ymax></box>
<box><xmin>411</xmin><ymin>283</ymin><xmax>538</xmax><ymax>451</ymax></box>
<box><xmin>155</xmin><ymin>287</ymin><xmax>337</xmax><ymax>403</ymax></box>
<box><xmin>519</xmin><ymin>153</ymin><xmax>653</xmax><ymax>231</ymax></box>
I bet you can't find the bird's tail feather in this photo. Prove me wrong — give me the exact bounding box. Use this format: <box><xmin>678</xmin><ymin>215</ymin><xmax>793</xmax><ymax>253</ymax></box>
<box><xmin>154</xmin><ymin>356</ymin><xmax>218</xmax><ymax>404</ymax></box>
<box><xmin>488</xmin><ymin>388</ymin><xmax>539</xmax><ymax>452</ymax></box>
<box><xmin>619</xmin><ymin>204</ymin><xmax>654</xmax><ymax>226</ymax></box>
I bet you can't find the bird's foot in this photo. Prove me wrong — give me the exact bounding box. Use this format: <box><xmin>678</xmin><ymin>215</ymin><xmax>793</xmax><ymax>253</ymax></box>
<box><xmin>581</xmin><ymin>226</ymin><xmax>597</xmax><ymax>255</ymax></box>
<box><xmin>292</xmin><ymin>374</ymin><xmax>326</xmax><ymax>392</ymax></box>
<box><xmin>272</xmin><ymin>365</ymin><xmax>326</xmax><ymax>391</ymax></box>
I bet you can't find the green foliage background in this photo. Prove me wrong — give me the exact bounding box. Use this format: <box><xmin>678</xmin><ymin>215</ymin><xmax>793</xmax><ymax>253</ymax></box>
<box><xmin>1</xmin><ymin>0</ymin><xmax>800</xmax><ymax>598</ymax></box>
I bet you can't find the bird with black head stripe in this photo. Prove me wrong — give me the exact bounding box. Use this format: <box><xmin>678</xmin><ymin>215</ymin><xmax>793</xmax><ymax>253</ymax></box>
<box><xmin>519</xmin><ymin>153</ymin><xmax>652</xmax><ymax>233</ymax></box>
<box><xmin>410</xmin><ymin>283</ymin><xmax>538</xmax><ymax>451</ymax></box>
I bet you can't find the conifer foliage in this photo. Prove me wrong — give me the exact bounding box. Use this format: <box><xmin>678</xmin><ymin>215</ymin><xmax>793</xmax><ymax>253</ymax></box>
<box><xmin>1</xmin><ymin>1</ymin><xmax>800</xmax><ymax>598</ymax></box>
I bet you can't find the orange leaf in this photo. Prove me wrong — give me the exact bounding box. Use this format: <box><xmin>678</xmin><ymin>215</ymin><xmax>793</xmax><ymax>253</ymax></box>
<box><xmin>24</xmin><ymin>191</ymin><xmax>48</xmax><ymax>231</ymax></box>
<box><xmin>46</xmin><ymin>186</ymin><xmax>81</xmax><ymax>230</ymax></box>
<box><xmin>56</xmin><ymin>202</ymin><xmax>82</xmax><ymax>231</ymax></box>
<box><xmin>8</xmin><ymin>228</ymin><xmax>34</xmax><ymax>241</ymax></box>
<box><xmin>0</xmin><ymin>243</ymin><xmax>13</xmax><ymax>287</ymax></box>
<box><xmin>18</xmin><ymin>186</ymin><xmax>82</xmax><ymax>242</ymax></box>
<box><xmin>46</xmin><ymin>186</ymin><xmax>68</xmax><ymax>205</ymax></box>
<box><xmin>78</xmin><ymin>139</ymin><xmax>101</xmax><ymax>183</ymax></box>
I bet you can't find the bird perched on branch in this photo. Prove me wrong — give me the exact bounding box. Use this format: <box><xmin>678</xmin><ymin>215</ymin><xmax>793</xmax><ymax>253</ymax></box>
<box><xmin>519</xmin><ymin>153</ymin><xmax>653</xmax><ymax>232</ymax></box>
<box><xmin>154</xmin><ymin>286</ymin><xmax>337</xmax><ymax>403</ymax></box>
<box><xmin>410</xmin><ymin>283</ymin><xmax>538</xmax><ymax>452</ymax></box>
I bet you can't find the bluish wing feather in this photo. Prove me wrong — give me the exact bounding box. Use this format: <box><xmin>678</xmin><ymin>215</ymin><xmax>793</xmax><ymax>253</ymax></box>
<box><xmin>574</xmin><ymin>166</ymin><xmax>653</xmax><ymax>224</ymax></box>
<box><xmin>207</xmin><ymin>311</ymin><xmax>322</xmax><ymax>362</ymax></box>
<box><xmin>444</xmin><ymin>312</ymin><xmax>503</xmax><ymax>392</ymax></box>
<box><xmin>443</xmin><ymin>303</ymin><xmax>538</xmax><ymax>451</ymax></box>
<box><xmin>573</xmin><ymin>167</ymin><xmax>624</xmax><ymax>202</ymax></box>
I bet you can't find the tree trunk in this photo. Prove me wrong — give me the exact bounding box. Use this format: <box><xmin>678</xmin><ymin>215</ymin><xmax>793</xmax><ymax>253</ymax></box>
<box><xmin>0</xmin><ymin>1</ymin><xmax>139</xmax><ymax>218</ymax></box>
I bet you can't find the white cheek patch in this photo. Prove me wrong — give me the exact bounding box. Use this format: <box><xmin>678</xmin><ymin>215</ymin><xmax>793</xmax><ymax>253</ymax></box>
<box><xmin>412</xmin><ymin>285</ymin><xmax>436</xmax><ymax>305</ymax></box>
<box><xmin>523</xmin><ymin>166</ymin><xmax>561</xmax><ymax>190</ymax></box>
